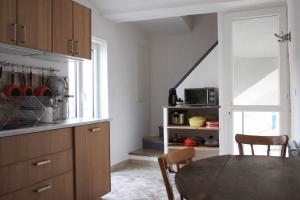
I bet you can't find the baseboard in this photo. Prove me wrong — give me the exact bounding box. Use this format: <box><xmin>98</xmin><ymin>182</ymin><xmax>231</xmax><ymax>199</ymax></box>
<box><xmin>128</xmin><ymin>154</ymin><xmax>158</xmax><ymax>162</ymax></box>
<box><xmin>111</xmin><ymin>159</ymin><xmax>130</xmax><ymax>172</ymax></box>
<box><xmin>129</xmin><ymin>158</ymin><xmax>159</xmax><ymax>167</ymax></box>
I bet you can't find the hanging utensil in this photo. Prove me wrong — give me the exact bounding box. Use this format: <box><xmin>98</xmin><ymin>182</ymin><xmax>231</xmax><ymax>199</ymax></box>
<box><xmin>0</xmin><ymin>62</ymin><xmax>3</xmax><ymax>79</ymax></box>
<box><xmin>20</xmin><ymin>66</ymin><xmax>33</xmax><ymax>96</ymax></box>
<box><xmin>46</xmin><ymin>73</ymin><xmax>66</xmax><ymax>97</ymax></box>
<box><xmin>34</xmin><ymin>70</ymin><xmax>52</xmax><ymax>96</ymax></box>
<box><xmin>3</xmin><ymin>65</ymin><xmax>21</xmax><ymax>96</ymax></box>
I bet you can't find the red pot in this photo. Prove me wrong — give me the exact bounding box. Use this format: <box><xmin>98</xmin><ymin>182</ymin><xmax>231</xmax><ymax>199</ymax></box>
<box><xmin>3</xmin><ymin>71</ymin><xmax>21</xmax><ymax>96</ymax></box>
<box><xmin>184</xmin><ymin>138</ymin><xmax>198</xmax><ymax>147</ymax></box>
<box><xmin>20</xmin><ymin>70</ymin><xmax>33</xmax><ymax>96</ymax></box>
<box><xmin>34</xmin><ymin>73</ymin><xmax>52</xmax><ymax>96</ymax></box>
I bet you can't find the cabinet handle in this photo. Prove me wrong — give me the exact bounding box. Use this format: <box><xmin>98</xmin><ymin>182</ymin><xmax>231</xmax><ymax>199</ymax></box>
<box><xmin>10</xmin><ymin>23</ymin><xmax>17</xmax><ymax>42</ymax></box>
<box><xmin>68</xmin><ymin>39</ymin><xmax>74</xmax><ymax>54</ymax></box>
<box><xmin>20</xmin><ymin>25</ymin><xmax>26</xmax><ymax>44</ymax></box>
<box><xmin>34</xmin><ymin>185</ymin><xmax>52</xmax><ymax>193</ymax></box>
<box><xmin>33</xmin><ymin>159</ymin><xmax>51</xmax><ymax>166</ymax></box>
<box><xmin>74</xmin><ymin>40</ymin><xmax>79</xmax><ymax>55</ymax></box>
<box><xmin>89</xmin><ymin>127</ymin><xmax>102</xmax><ymax>132</ymax></box>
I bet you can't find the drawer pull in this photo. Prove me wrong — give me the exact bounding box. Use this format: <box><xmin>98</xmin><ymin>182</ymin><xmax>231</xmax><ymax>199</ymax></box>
<box><xmin>10</xmin><ymin>23</ymin><xmax>17</xmax><ymax>42</ymax></box>
<box><xmin>33</xmin><ymin>160</ymin><xmax>51</xmax><ymax>166</ymax></box>
<box><xmin>68</xmin><ymin>39</ymin><xmax>74</xmax><ymax>54</ymax></box>
<box><xmin>89</xmin><ymin>127</ymin><xmax>102</xmax><ymax>132</ymax></box>
<box><xmin>34</xmin><ymin>185</ymin><xmax>52</xmax><ymax>193</ymax></box>
<box><xmin>20</xmin><ymin>25</ymin><xmax>26</xmax><ymax>44</ymax></box>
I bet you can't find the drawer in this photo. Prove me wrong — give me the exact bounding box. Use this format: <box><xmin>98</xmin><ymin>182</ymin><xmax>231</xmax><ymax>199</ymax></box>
<box><xmin>0</xmin><ymin>128</ymin><xmax>72</xmax><ymax>167</ymax></box>
<box><xmin>0</xmin><ymin>150</ymin><xmax>73</xmax><ymax>196</ymax></box>
<box><xmin>28</xmin><ymin>128</ymin><xmax>73</xmax><ymax>159</ymax></box>
<box><xmin>0</xmin><ymin>162</ymin><xmax>28</xmax><ymax>196</ymax></box>
<box><xmin>0</xmin><ymin>172</ymin><xmax>74</xmax><ymax>200</ymax></box>
<box><xmin>28</xmin><ymin>150</ymin><xmax>73</xmax><ymax>185</ymax></box>
<box><xmin>0</xmin><ymin>135</ymin><xmax>28</xmax><ymax>166</ymax></box>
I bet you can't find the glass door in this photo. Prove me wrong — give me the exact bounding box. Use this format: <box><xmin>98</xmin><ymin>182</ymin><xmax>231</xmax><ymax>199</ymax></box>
<box><xmin>226</xmin><ymin>8</ymin><xmax>289</xmax><ymax>155</ymax></box>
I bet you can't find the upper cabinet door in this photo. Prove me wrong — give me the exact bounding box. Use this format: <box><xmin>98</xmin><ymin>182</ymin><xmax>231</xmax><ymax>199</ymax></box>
<box><xmin>0</xmin><ymin>0</ymin><xmax>17</xmax><ymax>45</ymax></box>
<box><xmin>53</xmin><ymin>0</ymin><xmax>73</xmax><ymax>56</ymax></box>
<box><xmin>17</xmin><ymin>0</ymin><xmax>52</xmax><ymax>51</ymax></box>
<box><xmin>73</xmin><ymin>2</ymin><xmax>91</xmax><ymax>59</ymax></box>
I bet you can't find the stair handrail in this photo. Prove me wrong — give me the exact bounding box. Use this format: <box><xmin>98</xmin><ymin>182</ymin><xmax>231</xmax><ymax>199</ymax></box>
<box><xmin>173</xmin><ymin>40</ymin><xmax>218</xmax><ymax>89</ymax></box>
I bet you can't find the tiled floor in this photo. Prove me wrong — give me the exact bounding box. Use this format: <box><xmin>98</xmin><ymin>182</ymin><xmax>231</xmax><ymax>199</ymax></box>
<box><xmin>102</xmin><ymin>161</ymin><xmax>180</xmax><ymax>200</ymax></box>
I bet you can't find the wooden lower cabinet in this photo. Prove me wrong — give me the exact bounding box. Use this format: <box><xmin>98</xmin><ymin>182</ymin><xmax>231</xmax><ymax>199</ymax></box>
<box><xmin>0</xmin><ymin>172</ymin><xmax>74</xmax><ymax>200</ymax></box>
<box><xmin>0</xmin><ymin>121</ymin><xmax>111</xmax><ymax>200</ymax></box>
<box><xmin>75</xmin><ymin>122</ymin><xmax>111</xmax><ymax>200</ymax></box>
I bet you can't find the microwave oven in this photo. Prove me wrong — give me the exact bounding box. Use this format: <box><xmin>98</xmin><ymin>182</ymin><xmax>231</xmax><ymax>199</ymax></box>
<box><xmin>184</xmin><ymin>88</ymin><xmax>218</xmax><ymax>106</ymax></box>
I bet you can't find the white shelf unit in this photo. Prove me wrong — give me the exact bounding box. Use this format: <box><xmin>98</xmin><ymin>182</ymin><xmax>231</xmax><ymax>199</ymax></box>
<box><xmin>163</xmin><ymin>106</ymin><xmax>220</xmax><ymax>160</ymax></box>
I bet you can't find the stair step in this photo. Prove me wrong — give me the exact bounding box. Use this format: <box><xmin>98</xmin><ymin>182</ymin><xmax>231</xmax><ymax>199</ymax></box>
<box><xmin>129</xmin><ymin>148</ymin><xmax>164</xmax><ymax>157</ymax></box>
<box><xmin>143</xmin><ymin>136</ymin><xmax>164</xmax><ymax>151</ymax></box>
<box><xmin>143</xmin><ymin>136</ymin><xmax>164</xmax><ymax>143</ymax></box>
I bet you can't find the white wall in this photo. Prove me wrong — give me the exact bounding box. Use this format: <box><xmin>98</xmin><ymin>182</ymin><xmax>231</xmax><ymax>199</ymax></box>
<box><xmin>74</xmin><ymin>0</ymin><xmax>151</xmax><ymax>165</ymax></box>
<box><xmin>150</xmin><ymin>13</ymin><xmax>218</xmax><ymax>134</ymax></box>
<box><xmin>287</xmin><ymin>0</ymin><xmax>300</xmax><ymax>142</ymax></box>
<box><xmin>176</xmin><ymin>47</ymin><xmax>218</xmax><ymax>99</ymax></box>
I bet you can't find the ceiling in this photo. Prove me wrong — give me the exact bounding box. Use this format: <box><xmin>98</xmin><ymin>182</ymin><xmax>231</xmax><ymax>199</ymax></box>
<box><xmin>133</xmin><ymin>16</ymin><xmax>194</xmax><ymax>36</ymax></box>
<box><xmin>90</xmin><ymin>0</ymin><xmax>286</xmax><ymax>22</ymax></box>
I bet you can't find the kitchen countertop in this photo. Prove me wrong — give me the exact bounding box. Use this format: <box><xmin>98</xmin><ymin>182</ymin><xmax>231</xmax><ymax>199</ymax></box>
<box><xmin>0</xmin><ymin>118</ymin><xmax>111</xmax><ymax>137</ymax></box>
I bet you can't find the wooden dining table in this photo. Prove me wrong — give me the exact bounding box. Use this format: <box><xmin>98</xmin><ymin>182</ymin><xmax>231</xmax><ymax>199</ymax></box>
<box><xmin>175</xmin><ymin>155</ymin><xmax>300</xmax><ymax>200</ymax></box>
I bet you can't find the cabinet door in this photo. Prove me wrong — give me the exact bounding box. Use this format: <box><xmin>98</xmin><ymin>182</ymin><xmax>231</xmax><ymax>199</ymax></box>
<box><xmin>0</xmin><ymin>0</ymin><xmax>17</xmax><ymax>45</ymax></box>
<box><xmin>75</xmin><ymin>122</ymin><xmax>111</xmax><ymax>200</ymax></box>
<box><xmin>17</xmin><ymin>0</ymin><xmax>52</xmax><ymax>51</ymax></box>
<box><xmin>73</xmin><ymin>2</ymin><xmax>91</xmax><ymax>59</ymax></box>
<box><xmin>53</xmin><ymin>0</ymin><xmax>73</xmax><ymax>56</ymax></box>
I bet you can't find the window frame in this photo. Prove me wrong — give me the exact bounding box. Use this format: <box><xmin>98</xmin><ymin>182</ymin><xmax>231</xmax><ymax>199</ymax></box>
<box><xmin>69</xmin><ymin>38</ymin><xmax>108</xmax><ymax>119</ymax></box>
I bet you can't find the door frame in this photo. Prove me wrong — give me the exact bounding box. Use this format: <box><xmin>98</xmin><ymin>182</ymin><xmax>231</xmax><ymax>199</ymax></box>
<box><xmin>218</xmin><ymin>7</ymin><xmax>290</xmax><ymax>154</ymax></box>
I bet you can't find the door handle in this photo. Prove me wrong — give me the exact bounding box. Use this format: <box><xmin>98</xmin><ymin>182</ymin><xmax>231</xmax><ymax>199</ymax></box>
<box><xmin>34</xmin><ymin>185</ymin><xmax>52</xmax><ymax>193</ymax></box>
<box><xmin>33</xmin><ymin>159</ymin><xmax>51</xmax><ymax>166</ymax></box>
<box><xmin>68</xmin><ymin>39</ymin><xmax>74</xmax><ymax>54</ymax></box>
<box><xmin>10</xmin><ymin>23</ymin><xmax>17</xmax><ymax>42</ymax></box>
<box><xmin>74</xmin><ymin>40</ymin><xmax>79</xmax><ymax>55</ymax></box>
<box><xmin>20</xmin><ymin>25</ymin><xmax>26</xmax><ymax>44</ymax></box>
<box><xmin>89</xmin><ymin>127</ymin><xmax>102</xmax><ymax>133</ymax></box>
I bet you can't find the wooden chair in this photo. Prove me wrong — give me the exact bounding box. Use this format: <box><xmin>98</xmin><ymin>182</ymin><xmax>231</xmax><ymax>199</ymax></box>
<box><xmin>235</xmin><ymin>134</ymin><xmax>289</xmax><ymax>157</ymax></box>
<box><xmin>158</xmin><ymin>148</ymin><xmax>195</xmax><ymax>200</ymax></box>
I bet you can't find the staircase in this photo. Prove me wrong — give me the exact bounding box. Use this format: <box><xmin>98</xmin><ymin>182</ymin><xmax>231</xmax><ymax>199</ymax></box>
<box><xmin>129</xmin><ymin>41</ymin><xmax>218</xmax><ymax>160</ymax></box>
<box><xmin>129</xmin><ymin>127</ymin><xmax>164</xmax><ymax>160</ymax></box>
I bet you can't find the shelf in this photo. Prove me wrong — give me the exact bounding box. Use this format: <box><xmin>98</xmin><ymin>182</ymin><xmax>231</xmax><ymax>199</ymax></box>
<box><xmin>163</xmin><ymin>105</ymin><xmax>220</xmax><ymax>109</ymax></box>
<box><xmin>167</xmin><ymin>125</ymin><xmax>219</xmax><ymax>131</ymax></box>
<box><xmin>168</xmin><ymin>145</ymin><xmax>219</xmax><ymax>151</ymax></box>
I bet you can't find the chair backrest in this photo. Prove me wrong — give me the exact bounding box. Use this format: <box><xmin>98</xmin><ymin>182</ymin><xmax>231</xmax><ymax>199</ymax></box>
<box><xmin>158</xmin><ymin>148</ymin><xmax>195</xmax><ymax>200</ymax></box>
<box><xmin>235</xmin><ymin>134</ymin><xmax>289</xmax><ymax>157</ymax></box>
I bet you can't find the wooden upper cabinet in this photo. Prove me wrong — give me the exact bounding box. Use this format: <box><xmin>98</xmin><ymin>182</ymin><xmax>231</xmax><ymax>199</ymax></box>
<box><xmin>53</xmin><ymin>0</ymin><xmax>73</xmax><ymax>56</ymax></box>
<box><xmin>17</xmin><ymin>0</ymin><xmax>52</xmax><ymax>51</ymax></box>
<box><xmin>0</xmin><ymin>0</ymin><xmax>17</xmax><ymax>45</ymax></box>
<box><xmin>75</xmin><ymin>122</ymin><xmax>111</xmax><ymax>200</ymax></box>
<box><xmin>73</xmin><ymin>2</ymin><xmax>91</xmax><ymax>59</ymax></box>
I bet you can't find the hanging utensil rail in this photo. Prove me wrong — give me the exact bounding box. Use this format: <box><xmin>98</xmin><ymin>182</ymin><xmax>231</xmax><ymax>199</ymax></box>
<box><xmin>0</xmin><ymin>60</ymin><xmax>60</xmax><ymax>73</ymax></box>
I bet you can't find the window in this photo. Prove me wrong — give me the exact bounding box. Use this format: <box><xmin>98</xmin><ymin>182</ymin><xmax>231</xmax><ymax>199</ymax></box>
<box><xmin>68</xmin><ymin>38</ymin><xmax>108</xmax><ymax>119</ymax></box>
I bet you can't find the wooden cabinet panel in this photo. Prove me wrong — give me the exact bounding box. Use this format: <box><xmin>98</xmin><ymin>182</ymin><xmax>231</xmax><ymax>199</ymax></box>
<box><xmin>73</xmin><ymin>2</ymin><xmax>91</xmax><ymax>59</ymax></box>
<box><xmin>0</xmin><ymin>172</ymin><xmax>74</xmax><ymax>200</ymax></box>
<box><xmin>53</xmin><ymin>0</ymin><xmax>73</xmax><ymax>56</ymax></box>
<box><xmin>28</xmin><ymin>150</ymin><xmax>73</xmax><ymax>185</ymax></box>
<box><xmin>27</xmin><ymin>128</ymin><xmax>72</xmax><ymax>159</ymax></box>
<box><xmin>0</xmin><ymin>135</ymin><xmax>28</xmax><ymax>166</ymax></box>
<box><xmin>17</xmin><ymin>0</ymin><xmax>52</xmax><ymax>51</ymax></box>
<box><xmin>75</xmin><ymin>122</ymin><xmax>111</xmax><ymax>200</ymax></box>
<box><xmin>0</xmin><ymin>162</ymin><xmax>28</xmax><ymax>196</ymax></box>
<box><xmin>0</xmin><ymin>0</ymin><xmax>17</xmax><ymax>45</ymax></box>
